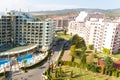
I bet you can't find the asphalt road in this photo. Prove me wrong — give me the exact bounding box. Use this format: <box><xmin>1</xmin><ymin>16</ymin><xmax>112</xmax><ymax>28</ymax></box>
<box><xmin>11</xmin><ymin>40</ymin><xmax>65</xmax><ymax>80</ymax></box>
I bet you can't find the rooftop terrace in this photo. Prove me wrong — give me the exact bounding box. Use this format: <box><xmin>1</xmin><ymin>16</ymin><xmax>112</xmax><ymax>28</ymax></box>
<box><xmin>0</xmin><ymin>44</ymin><xmax>39</xmax><ymax>56</ymax></box>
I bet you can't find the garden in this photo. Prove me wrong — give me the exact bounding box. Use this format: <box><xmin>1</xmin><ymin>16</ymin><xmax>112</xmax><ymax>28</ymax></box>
<box><xmin>45</xmin><ymin>34</ymin><xmax>120</xmax><ymax>80</ymax></box>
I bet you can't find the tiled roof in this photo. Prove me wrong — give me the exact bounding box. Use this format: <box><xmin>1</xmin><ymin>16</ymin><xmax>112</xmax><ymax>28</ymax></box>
<box><xmin>114</xmin><ymin>60</ymin><xmax>120</xmax><ymax>65</ymax></box>
<box><xmin>98</xmin><ymin>59</ymin><xmax>104</xmax><ymax>67</ymax></box>
<box><xmin>87</xmin><ymin>13</ymin><xmax>104</xmax><ymax>18</ymax></box>
<box><xmin>114</xmin><ymin>60</ymin><xmax>120</xmax><ymax>69</ymax></box>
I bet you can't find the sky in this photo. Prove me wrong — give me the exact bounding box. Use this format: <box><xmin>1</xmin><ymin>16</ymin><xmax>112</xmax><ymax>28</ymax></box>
<box><xmin>0</xmin><ymin>0</ymin><xmax>120</xmax><ymax>12</ymax></box>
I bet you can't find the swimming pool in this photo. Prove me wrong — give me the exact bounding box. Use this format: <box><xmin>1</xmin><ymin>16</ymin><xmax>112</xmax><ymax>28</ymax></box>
<box><xmin>0</xmin><ymin>60</ymin><xmax>11</xmax><ymax>66</ymax></box>
<box><xmin>17</xmin><ymin>54</ymin><xmax>33</xmax><ymax>64</ymax></box>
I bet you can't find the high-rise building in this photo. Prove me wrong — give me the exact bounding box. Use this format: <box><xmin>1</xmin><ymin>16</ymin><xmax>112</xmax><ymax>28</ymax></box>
<box><xmin>0</xmin><ymin>11</ymin><xmax>55</xmax><ymax>48</ymax></box>
<box><xmin>68</xmin><ymin>11</ymin><xmax>120</xmax><ymax>54</ymax></box>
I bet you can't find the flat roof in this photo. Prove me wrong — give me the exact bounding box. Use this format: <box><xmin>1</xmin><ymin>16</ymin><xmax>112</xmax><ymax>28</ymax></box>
<box><xmin>0</xmin><ymin>44</ymin><xmax>39</xmax><ymax>56</ymax></box>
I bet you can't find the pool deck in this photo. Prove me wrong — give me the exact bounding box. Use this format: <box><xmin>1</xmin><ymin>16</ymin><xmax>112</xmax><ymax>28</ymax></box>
<box><xmin>0</xmin><ymin>53</ymin><xmax>48</xmax><ymax>73</ymax></box>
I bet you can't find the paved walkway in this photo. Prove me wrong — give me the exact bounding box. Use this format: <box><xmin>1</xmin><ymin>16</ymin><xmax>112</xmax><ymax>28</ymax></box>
<box><xmin>61</xmin><ymin>50</ymin><xmax>71</xmax><ymax>61</ymax></box>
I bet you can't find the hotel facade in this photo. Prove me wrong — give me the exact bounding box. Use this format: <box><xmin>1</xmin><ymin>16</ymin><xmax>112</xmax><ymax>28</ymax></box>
<box><xmin>0</xmin><ymin>11</ymin><xmax>55</xmax><ymax>48</ymax></box>
<box><xmin>0</xmin><ymin>11</ymin><xmax>55</xmax><ymax>59</ymax></box>
<box><xmin>68</xmin><ymin>12</ymin><xmax>120</xmax><ymax>54</ymax></box>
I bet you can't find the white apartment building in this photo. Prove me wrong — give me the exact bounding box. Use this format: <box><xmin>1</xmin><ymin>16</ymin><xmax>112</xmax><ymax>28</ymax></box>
<box><xmin>68</xmin><ymin>11</ymin><xmax>120</xmax><ymax>54</ymax></box>
<box><xmin>0</xmin><ymin>11</ymin><xmax>55</xmax><ymax>48</ymax></box>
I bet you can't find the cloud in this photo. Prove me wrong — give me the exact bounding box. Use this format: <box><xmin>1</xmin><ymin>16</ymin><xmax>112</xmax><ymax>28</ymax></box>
<box><xmin>0</xmin><ymin>0</ymin><xmax>79</xmax><ymax>11</ymax></box>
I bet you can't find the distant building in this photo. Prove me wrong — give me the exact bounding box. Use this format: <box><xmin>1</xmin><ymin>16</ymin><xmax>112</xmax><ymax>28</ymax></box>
<box><xmin>68</xmin><ymin>11</ymin><xmax>120</xmax><ymax>54</ymax></box>
<box><xmin>46</xmin><ymin>14</ymin><xmax>77</xmax><ymax>30</ymax></box>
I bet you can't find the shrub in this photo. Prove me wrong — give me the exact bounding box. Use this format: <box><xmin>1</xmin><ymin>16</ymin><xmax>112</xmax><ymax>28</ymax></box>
<box><xmin>87</xmin><ymin>63</ymin><xmax>101</xmax><ymax>73</ymax></box>
<box><xmin>0</xmin><ymin>71</ymin><xmax>10</xmax><ymax>78</ymax></box>
<box><xmin>87</xmin><ymin>44</ymin><xmax>93</xmax><ymax>50</ymax></box>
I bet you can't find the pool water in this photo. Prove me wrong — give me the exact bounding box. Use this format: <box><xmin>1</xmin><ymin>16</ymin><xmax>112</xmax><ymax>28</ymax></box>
<box><xmin>17</xmin><ymin>54</ymin><xmax>33</xmax><ymax>64</ymax></box>
<box><xmin>0</xmin><ymin>60</ymin><xmax>11</xmax><ymax>66</ymax></box>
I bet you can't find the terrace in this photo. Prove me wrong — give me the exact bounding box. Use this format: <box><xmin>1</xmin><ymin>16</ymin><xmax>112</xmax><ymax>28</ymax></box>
<box><xmin>0</xmin><ymin>44</ymin><xmax>39</xmax><ymax>56</ymax></box>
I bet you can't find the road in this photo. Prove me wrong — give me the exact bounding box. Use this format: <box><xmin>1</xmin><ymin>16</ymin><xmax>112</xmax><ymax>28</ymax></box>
<box><xmin>11</xmin><ymin>40</ymin><xmax>65</xmax><ymax>80</ymax></box>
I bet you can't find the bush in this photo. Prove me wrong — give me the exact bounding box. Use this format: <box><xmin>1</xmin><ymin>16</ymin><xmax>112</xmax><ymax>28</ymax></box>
<box><xmin>85</xmin><ymin>50</ymin><xmax>93</xmax><ymax>53</ymax></box>
<box><xmin>88</xmin><ymin>44</ymin><xmax>93</xmax><ymax>50</ymax></box>
<box><xmin>0</xmin><ymin>71</ymin><xmax>10</xmax><ymax>78</ymax></box>
<box><xmin>87</xmin><ymin>63</ymin><xmax>101</xmax><ymax>73</ymax></box>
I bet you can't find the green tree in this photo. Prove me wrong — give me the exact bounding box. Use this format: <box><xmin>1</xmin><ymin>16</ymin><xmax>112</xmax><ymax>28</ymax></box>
<box><xmin>71</xmin><ymin>34</ymin><xmax>87</xmax><ymax>50</ymax></box>
<box><xmin>87</xmin><ymin>63</ymin><xmax>101</xmax><ymax>73</ymax></box>
<box><xmin>103</xmin><ymin>48</ymin><xmax>110</xmax><ymax>54</ymax></box>
<box><xmin>79</xmin><ymin>51</ymin><xmax>87</xmax><ymax>75</ymax></box>
<box><xmin>104</xmin><ymin>57</ymin><xmax>115</xmax><ymax>76</ymax></box>
<box><xmin>70</xmin><ymin>45</ymin><xmax>76</xmax><ymax>62</ymax></box>
<box><xmin>88</xmin><ymin>44</ymin><xmax>93</xmax><ymax>50</ymax></box>
<box><xmin>80</xmin><ymin>53</ymin><xmax>87</xmax><ymax>69</ymax></box>
<box><xmin>23</xmin><ymin>59</ymin><xmax>27</xmax><ymax>72</ymax></box>
<box><xmin>76</xmin><ymin>37</ymin><xmax>86</xmax><ymax>50</ymax></box>
<box><xmin>23</xmin><ymin>59</ymin><xmax>27</xmax><ymax>66</ymax></box>
<box><xmin>71</xmin><ymin>34</ymin><xmax>79</xmax><ymax>45</ymax></box>
<box><xmin>71</xmin><ymin>70</ymin><xmax>73</xmax><ymax>78</ymax></box>
<box><xmin>64</xmin><ymin>29</ymin><xmax>67</xmax><ymax>35</ymax></box>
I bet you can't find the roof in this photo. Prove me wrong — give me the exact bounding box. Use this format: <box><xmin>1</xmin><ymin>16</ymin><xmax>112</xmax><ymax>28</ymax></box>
<box><xmin>87</xmin><ymin>13</ymin><xmax>104</xmax><ymax>19</ymax></box>
<box><xmin>98</xmin><ymin>58</ymin><xmax>104</xmax><ymax>67</ymax></box>
<box><xmin>0</xmin><ymin>44</ymin><xmax>39</xmax><ymax>56</ymax></box>
<box><xmin>114</xmin><ymin>60</ymin><xmax>120</xmax><ymax>65</ymax></box>
<box><xmin>113</xmin><ymin>60</ymin><xmax>120</xmax><ymax>70</ymax></box>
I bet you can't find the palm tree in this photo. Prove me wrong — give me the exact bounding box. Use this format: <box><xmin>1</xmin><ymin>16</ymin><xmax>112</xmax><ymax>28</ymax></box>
<box><xmin>23</xmin><ymin>59</ymin><xmax>27</xmax><ymax>72</ymax></box>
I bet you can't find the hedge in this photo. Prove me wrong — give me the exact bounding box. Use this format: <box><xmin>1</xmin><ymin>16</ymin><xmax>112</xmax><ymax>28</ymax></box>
<box><xmin>58</xmin><ymin>60</ymin><xmax>79</xmax><ymax>68</ymax></box>
<box><xmin>0</xmin><ymin>71</ymin><xmax>10</xmax><ymax>78</ymax></box>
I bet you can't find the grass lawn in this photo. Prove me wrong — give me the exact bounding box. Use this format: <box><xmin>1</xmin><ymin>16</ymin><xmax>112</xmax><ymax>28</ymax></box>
<box><xmin>55</xmin><ymin>33</ymin><xmax>72</xmax><ymax>40</ymax></box>
<box><xmin>111</xmin><ymin>53</ymin><xmax>120</xmax><ymax>58</ymax></box>
<box><xmin>61</xmin><ymin>66</ymin><xmax>120</xmax><ymax>80</ymax></box>
<box><xmin>96</xmin><ymin>53</ymin><xmax>119</xmax><ymax>61</ymax></box>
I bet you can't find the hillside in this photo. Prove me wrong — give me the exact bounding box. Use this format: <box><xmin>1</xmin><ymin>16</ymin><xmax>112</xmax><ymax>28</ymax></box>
<box><xmin>30</xmin><ymin>8</ymin><xmax>120</xmax><ymax>15</ymax></box>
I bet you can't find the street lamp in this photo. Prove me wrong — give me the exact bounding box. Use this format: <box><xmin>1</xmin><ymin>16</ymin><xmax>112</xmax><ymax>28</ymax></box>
<box><xmin>59</xmin><ymin>63</ymin><xmax>62</xmax><ymax>77</ymax></box>
<box><xmin>3</xmin><ymin>66</ymin><xmax>6</xmax><ymax>78</ymax></box>
<box><xmin>9</xmin><ymin>61</ymin><xmax>13</xmax><ymax>80</ymax></box>
<box><xmin>47</xmin><ymin>57</ymin><xmax>50</xmax><ymax>67</ymax></box>
<box><xmin>47</xmin><ymin>57</ymin><xmax>51</xmax><ymax>75</ymax></box>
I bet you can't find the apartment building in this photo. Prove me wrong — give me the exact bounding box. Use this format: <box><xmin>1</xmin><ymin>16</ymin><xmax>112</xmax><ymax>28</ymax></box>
<box><xmin>0</xmin><ymin>11</ymin><xmax>55</xmax><ymax>48</ymax></box>
<box><xmin>46</xmin><ymin>15</ymin><xmax>77</xmax><ymax>30</ymax></box>
<box><xmin>0</xmin><ymin>15</ymin><xmax>12</xmax><ymax>46</ymax></box>
<box><xmin>68</xmin><ymin>11</ymin><xmax>120</xmax><ymax>54</ymax></box>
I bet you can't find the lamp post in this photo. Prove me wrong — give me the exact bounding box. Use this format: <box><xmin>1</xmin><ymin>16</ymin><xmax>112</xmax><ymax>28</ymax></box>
<box><xmin>48</xmin><ymin>57</ymin><xmax>50</xmax><ymax>67</ymax></box>
<box><xmin>9</xmin><ymin>60</ymin><xmax>13</xmax><ymax>80</ymax></box>
<box><xmin>4</xmin><ymin>66</ymin><xmax>6</xmax><ymax>78</ymax></box>
<box><xmin>59</xmin><ymin>63</ymin><xmax>62</xmax><ymax>77</ymax></box>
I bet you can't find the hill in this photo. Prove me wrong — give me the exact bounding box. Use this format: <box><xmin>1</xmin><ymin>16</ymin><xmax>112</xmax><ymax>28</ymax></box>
<box><xmin>30</xmin><ymin>8</ymin><xmax>120</xmax><ymax>15</ymax></box>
